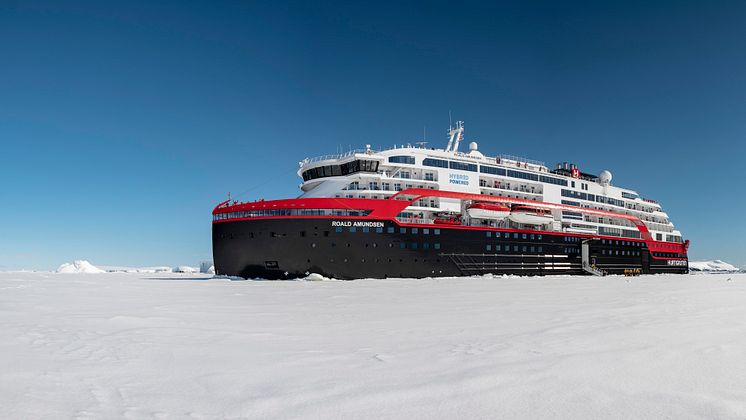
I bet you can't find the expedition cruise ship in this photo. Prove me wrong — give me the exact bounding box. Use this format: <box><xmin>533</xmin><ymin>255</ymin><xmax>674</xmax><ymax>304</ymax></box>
<box><xmin>212</xmin><ymin>122</ymin><xmax>688</xmax><ymax>279</ymax></box>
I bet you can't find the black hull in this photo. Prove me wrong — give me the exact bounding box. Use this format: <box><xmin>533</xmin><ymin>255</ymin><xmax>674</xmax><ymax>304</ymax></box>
<box><xmin>212</xmin><ymin>218</ymin><xmax>688</xmax><ymax>280</ymax></box>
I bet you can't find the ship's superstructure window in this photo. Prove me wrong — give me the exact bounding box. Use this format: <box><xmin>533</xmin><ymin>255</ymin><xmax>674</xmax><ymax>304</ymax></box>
<box><xmin>666</xmin><ymin>234</ymin><xmax>682</xmax><ymax>243</ymax></box>
<box><xmin>480</xmin><ymin>165</ymin><xmax>507</xmax><ymax>176</ymax></box>
<box><xmin>561</xmin><ymin>189</ymin><xmax>595</xmax><ymax>202</ymax></box>
<box><xmin>596</xmin><ymin>195</ymin><xmax>624</xmax><ymax>207</ymax></box>
<box><xmin>622</xmin><ymin>192</ymin><xmax>639</xmax><ymax>199</ymax></box>
<box><xmin>507</xmin><ymin>169</ymin><xmax>538</xmax><ymax>181</ymax></box>
<box><xmin>539</xmin><ymin>175</ymin><xmax>568</xmax><ymax>186</ymax></box>
<box><xmin>449</xmin><ymin>161</ymin><xmax>478</xmax><ymax>172</ymax></box>
<box><xmin>562</xmin><ymin>211</ymin><xmax>583</xmax><ymax>220</ymax></box>
<box><xmin>302</xmin><ymin>159</ymin><xmax>379</xmax><ymax>181</ymax></box>
<box><xmin>389</xmin><ymin>156</ymin><xmax>415</xmax><ymax>164</ymax></box>
<box><xmin>423</xmin><ymin>158</ymin><xmax>449</xmax><ymax>168</ymax></box>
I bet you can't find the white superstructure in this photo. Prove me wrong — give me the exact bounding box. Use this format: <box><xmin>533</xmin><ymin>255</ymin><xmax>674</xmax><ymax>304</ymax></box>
<box><xmin>297</xmin><ymin>122</ymin><xmax>683</xmax><ymax>243</ymax></box>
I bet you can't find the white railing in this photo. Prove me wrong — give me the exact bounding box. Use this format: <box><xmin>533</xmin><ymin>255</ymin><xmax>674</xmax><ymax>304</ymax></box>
<box><xmin>303</xmin><ymin>149</ymin><xmax>373</xmax><ymax>164</ymax></box>
<box><xmin>497</xmin><ymin>154</ymin><xmax>546</xmax><ymax>167</ymax></box>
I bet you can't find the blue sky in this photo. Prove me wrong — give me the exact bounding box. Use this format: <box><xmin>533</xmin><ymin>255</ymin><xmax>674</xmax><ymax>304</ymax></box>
<box><xmin>1</xmin><ymin>1</ymin><xmax>745</xmax><ymax>270</ymax></box>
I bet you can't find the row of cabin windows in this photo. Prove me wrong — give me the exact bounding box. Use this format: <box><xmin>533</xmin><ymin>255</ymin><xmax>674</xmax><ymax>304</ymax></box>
<box><xmin>653</xmin><ymin>252</ymin><xmax>686</xmax><ymax>258</ymax></box>
<box><xmin>311</xmin><ymin>241</ymin><xmax>441</xmax><ymax>250</ymax></box>
<box><xmin>602</xmin><ymin>249</ymin><xmax>642</xmax><ymax>256</ymax></box>
<box><xmin>601</xmin><ymin>239</ymin><xmax>645</xmax><ymax>247</ymax></box>
<box><xmin>421</xmin><ymin>158</ymin><xmax>478</xmax><ymax>172</ymax></box>
<box><xmin>562</xmin><ymin>211</ymin><xmax>583</xmax><ymax>220</ymax></box>
<box><xmin>561</xmin><ymin>189</ymin><xmax>625</xmax><ymax>207</ymax></box>
<box><xmin>214</xmin><ymin>208</ymin><xmax>371</xmax><ymax>220</ymax></box>
<box><xmin>335</xmin><ymin>226</ymin><xmax>442</xmax><ymax>235</ymax></box>
<box><xmin>564</xmin><ymin>247</ymin><xmax>580</xmax><ymax>254</ymax></box>
<box><xmin>317</xmin><ymin>257</ymin><xmax>443</xmax><ymax>265</ymax></box>
<box><xmin>421</xmin><ymin>158</ymin><xmax>571</xmax><ymax>188</ymax></box>
<box><xmin>599</xmin><ymin>227</ymin><xmax>642</xmax><ymax>239</ymax></box>
<box><xmin>486</xmin><ymin>231</ymin><xmax>543</xmax><ymax>241</ymax></box>
<box><xmin>486</xmin><ymin>244</ymin><xmax>544</xmax><ymax>253</ymax></box>
<box><xmin>400</xmin><ymin>242</ymin><xmax>441</xmax><ymax>250</ymax></box>
<box><xmin>480</xmin><ymin>165</ymin><xmax>568</xmax><ymax>187</ymax></box>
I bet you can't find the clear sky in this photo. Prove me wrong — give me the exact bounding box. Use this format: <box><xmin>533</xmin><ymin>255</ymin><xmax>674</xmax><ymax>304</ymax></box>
<box><xmin>1</xmin><ymin>1</ymin><xmax>745</xmax><ymax>270</ymax></box>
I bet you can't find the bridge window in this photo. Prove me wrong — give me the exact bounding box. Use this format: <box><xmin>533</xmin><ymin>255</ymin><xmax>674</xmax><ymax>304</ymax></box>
<box><xmin>302</xmin><ymin>159</ymin><xmax>380</xmax><ymax>181</ymax></box>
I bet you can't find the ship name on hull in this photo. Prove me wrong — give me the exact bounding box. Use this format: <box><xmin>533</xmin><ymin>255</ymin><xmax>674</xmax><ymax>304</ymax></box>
<box><xmin>331</xmin><ymin>220</ymin><xmax>385</xmax><ymax>228</ymax></box>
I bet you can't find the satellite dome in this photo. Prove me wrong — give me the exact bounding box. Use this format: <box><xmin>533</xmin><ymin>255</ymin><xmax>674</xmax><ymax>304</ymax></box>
<box><xmin>599</xmin><ymin>170</ymin><xmax>612</xmax><ymax>185</ymax></box>
<box><xmin>469</xmin><ymin>142</ymin><xmax>478</xmax><ymax>151</ymax></box>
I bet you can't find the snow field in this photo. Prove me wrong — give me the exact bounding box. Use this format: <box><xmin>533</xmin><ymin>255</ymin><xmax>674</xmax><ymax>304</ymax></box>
<box><xmin>1</xmin><ymin>272</ymin><xmax>746</xmax><ymax>419</ymax></box>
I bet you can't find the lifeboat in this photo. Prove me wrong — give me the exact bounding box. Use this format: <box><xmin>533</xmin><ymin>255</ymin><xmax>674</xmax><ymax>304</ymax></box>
<box><xmin>467</xmin><ymin>202</ymin><xmax>511</xmax><ymax>220</ymax></box>
<box><xmin>508</xmin><ymin>205</ymin><xmax>554</xmax><ymax>225</ymax></box>
<box><xmin>433</xmin><ymin>212</ymin><xmax>462</xmax><ymax>225</ymax></box>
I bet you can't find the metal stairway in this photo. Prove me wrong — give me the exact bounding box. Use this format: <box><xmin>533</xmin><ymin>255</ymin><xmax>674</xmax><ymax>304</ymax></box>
<box><xmin>581</xmin><ymin>239</ymin><xmax>606</xmax><ymax>276</ymax></box>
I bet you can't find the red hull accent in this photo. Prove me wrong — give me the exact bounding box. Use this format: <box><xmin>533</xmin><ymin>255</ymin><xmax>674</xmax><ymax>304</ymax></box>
<box><xmin>213</xmin><ymin>188</ymin><xmax>687</xmax><ymax>256</ymax></box>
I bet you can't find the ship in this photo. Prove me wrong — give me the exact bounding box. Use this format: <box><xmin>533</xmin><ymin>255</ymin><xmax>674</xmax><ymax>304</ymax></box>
<box><xmin>212</xmin><ymin>121</ymin><xmax>688</xmax><ymax>279</ymax></box>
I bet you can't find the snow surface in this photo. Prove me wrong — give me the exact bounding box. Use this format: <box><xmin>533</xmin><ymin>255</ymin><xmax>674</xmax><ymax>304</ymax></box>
<box><xmin>56</xmin><ymin>260</ymin><xmax>105</xmax><ymax>274</ymax></box>
<box><xmin>689</xmin><ymin>260</ymin><xmax>740</xmax><ymax>272</ymax></box>
<box><xmin>2</xmin><ymin>272</ymin><xmax>746</xmax><ymax>419</ymax></box>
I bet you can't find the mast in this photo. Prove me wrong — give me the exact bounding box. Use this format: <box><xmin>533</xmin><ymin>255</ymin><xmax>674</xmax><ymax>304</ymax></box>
<box><xmin>446</xmin><ymin>121</ymin><xmax>465</xmax><ymax>152</ymax></box>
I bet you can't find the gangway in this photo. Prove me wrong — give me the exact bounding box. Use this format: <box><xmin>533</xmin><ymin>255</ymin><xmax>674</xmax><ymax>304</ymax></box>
<box><xmin>581</xmin><ymin>238</ymin><xmax>606</xmax><ymax>276</ymax></box>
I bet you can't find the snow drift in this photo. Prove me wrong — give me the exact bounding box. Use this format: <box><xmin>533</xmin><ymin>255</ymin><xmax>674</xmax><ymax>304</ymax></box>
<box><xmin>173</xmin><ymin>266</ymin><xmax>198</xmax><ymax>273</ymax></box>
<box><xmin>3</xmin><ymin>271</ymin><xmax>746</xmax><ymax>419</ymax></box>
<box><xmin>56</xmin><ymin>260</ymin><xmax>105</xmax><ymax>274</ymax></box>
<box><xmin>689</xmin><ymin>260</ymin><xmax>740</xmax><ymax>272</ymax></box>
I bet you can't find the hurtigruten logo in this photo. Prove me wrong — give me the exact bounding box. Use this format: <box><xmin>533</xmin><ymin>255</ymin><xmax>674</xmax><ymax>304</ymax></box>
<box><xmin>331</xmin><ymin>220</ymin><xmax>385</xmax><ymax>228</ymax></box>
<box><xmin>449</xmin><ymin>173</ymin><xmax>469</xmax><ymax>185</ymax></box>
